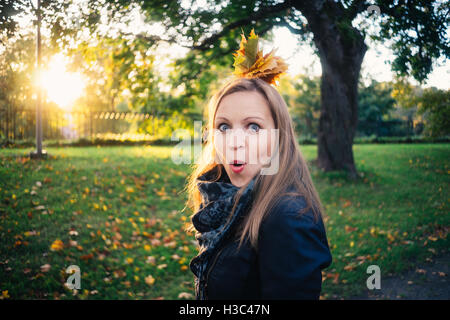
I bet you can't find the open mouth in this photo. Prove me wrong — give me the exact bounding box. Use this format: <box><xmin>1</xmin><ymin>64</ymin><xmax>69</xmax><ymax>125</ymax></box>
<box><xmin>229</xmin><ymin>160</ymin><xmax>246</xmax><ymax>173</ymax></box>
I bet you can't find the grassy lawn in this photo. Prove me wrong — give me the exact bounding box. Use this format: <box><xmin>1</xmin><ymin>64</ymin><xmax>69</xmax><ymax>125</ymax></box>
<box><xmin>0</xmin><ymin>143</ymin><xmax>448</xmax><ymax>300</ymax></box>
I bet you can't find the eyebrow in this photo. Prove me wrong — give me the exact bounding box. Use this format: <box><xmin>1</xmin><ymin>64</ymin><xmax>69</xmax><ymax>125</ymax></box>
<box><xmin>214</xmin><ymin>116</ymin><xmax>264</xmax><ymax>123</ymax></box>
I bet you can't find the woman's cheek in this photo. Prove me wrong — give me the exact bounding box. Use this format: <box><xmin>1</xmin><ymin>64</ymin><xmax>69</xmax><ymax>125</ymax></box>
<box><xmin>256</xmin><ymin>131</ymin><xmax>272</xmax><ymax>166</ymax></box>
<box><xmin>213</xmin><ymin>133</ymin><xmax>226</xmax><ymax>165</ymax></box>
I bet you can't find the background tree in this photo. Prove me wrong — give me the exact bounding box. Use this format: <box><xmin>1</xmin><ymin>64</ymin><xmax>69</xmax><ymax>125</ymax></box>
<box><xmin>357</xmin><ymin>80</ymin><xmax>396</xmax><ymax>137</ymax></box>
<box><xmin>280</xmin><ymin>74</ymin><xmax>321</xmax><ymax>140</ymax></box>
<box><xmin>412</xmin><ymin>87</ymin><xmax>449</xmax><ymax>138</ymax></box>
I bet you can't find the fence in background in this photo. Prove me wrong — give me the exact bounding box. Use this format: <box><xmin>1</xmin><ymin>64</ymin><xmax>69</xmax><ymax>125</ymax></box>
<box><xmin>0</xmin><ymin>108</ymin><xmax>187</xmax><ymax>142</ymax></box>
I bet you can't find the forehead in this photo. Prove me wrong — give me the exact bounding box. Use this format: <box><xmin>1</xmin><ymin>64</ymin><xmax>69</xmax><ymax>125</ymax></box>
<box><xmin>215</xmin><ymin>91</ymin><xmax>271</xmax><ymax>120</ymax></box>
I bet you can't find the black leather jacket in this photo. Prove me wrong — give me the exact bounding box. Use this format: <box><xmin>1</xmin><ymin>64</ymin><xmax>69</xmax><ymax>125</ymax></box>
<box><xmin>204</xmin><ymin>194</ymin><xmax>333</xmax><ymax>300</ymax></box>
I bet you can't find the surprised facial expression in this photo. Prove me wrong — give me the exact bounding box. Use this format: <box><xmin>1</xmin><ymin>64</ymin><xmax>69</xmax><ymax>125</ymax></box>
<box><xmin>213</xmin><ymin>91</ymin><xmax>277</xmax><ymax>187</ymax></box>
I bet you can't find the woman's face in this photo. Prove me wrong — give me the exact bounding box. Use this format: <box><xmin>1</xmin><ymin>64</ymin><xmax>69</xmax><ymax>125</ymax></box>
<box><xmin>214</xmin><ymin>90</ymin><xmax>276</xmax><ymax>187</ymax></box>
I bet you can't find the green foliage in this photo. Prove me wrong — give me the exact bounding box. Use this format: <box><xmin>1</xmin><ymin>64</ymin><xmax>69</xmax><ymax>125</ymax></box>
<box><xmin>284</xmin><ymin>74</ymin><xmax>321</xmax><ymax>138</ymax></box>
<box><xmin>416</xmin><ymin>88</ymin><xmax>450</xmax><ymax>138</ymax></box>
<box><xmin>376</xmin><ymin>0</ymin><xmax>450</xmax><ymax>82</ymax></box>
<box><xmin>281</xmin><ymin>75</ymin><xmax>400</xmax><ymax>138</ymax></box>
<box><xmin>357</xmin><ymin>80</ymin><xmax>396</xmax><ymax>136</ymax></box>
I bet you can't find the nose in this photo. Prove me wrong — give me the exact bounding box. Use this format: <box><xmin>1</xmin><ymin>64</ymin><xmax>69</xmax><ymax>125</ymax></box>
<box><xmin>228</xmin><ymin>129</ymin><xmax>246</xmax><ymax>150</ymax></box>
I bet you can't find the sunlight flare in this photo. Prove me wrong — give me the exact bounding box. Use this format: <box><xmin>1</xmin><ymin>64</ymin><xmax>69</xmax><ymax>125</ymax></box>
<box><xmin>40</xmin><ymin>53</ymin><xmax>85</xmax><ymax>110</ymax></box>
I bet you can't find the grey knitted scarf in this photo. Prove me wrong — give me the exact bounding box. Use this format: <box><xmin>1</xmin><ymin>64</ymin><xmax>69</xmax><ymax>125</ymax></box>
<box><xmin>189</xmin><ymin>166</ymin><xmax>257</xmax><ymax>300</ymax></box>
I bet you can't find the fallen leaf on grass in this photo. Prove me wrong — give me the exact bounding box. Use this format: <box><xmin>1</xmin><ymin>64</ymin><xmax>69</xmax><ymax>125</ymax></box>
<box><xmin>1</xmin><ymin>290</ymin><xmax>10</xmax><ymax>299</ymax></box>
<box><xmin>416</xmin><ymin>268</ymin><xmax>427</xmax><ymax>274</ymax></box>
<box><xmin>145</xmin><ymin>275</ymin><xmax>155</xmax><ymax>286</ymax></box>
<box><xmin>164</xmin><ymin>241</ymin><xmax>177</xmax><ymax>248</ymax></box>
<box><xmin>332</xmin><ymin>273</ymin><xmax>340</xmax><ymax>284</ymax></box>
<box><xmin>69</xmin><ymin>240</ymin><xmax>78</xmax><ymax>247</ymax></box>
<box><xmin>146</xmin><ymin>256</ymin><xmax>156</xmax><ymax>265</ymax></box>
<box><xmin>151</xmin><ymin>239</ymin><xmax>161</xmax><ymax>246</ymax></box>
<box><xmin>178</xmin><ymin>292</ymin><xmax>193</xmax><ymax>299</ymax></box>
<box><xmin>80</xmin><ymin>253</ymin><xmax>94</xmax><ymax>261</ymax></box>
<box><xmin>50</xmin><ymin>239</ymin><xmax>64</xmax><ymax>251</ymax></box>
<box><xmin>113</xmin><ymin>270</ymin><xmax>127</xmax><ymax>278</ymax></box>
<box><xmin>40</xmin><ymin>264</ymin><xmax>51</xmax><ymax>272</ymax></box>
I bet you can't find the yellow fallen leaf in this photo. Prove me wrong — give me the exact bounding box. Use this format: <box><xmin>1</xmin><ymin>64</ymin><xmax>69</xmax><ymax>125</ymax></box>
<box><xmin>1</xmin><ymin>290</ymin><xmax>10</xmax><ymax>299</ymax></box>
<box><xmin>145</xmin><ymin>275</ymin><xmax>155</xmax><ymax>286</ymax></box>
<box><xmin>126</xmin><ymin>257</ymin><xmax>134</xmax><ymax>264</ymax></box>
<box><xmin>50</xmin><ymin>239</ymin><xmax>64</xmax><ymax>251</ymax></box>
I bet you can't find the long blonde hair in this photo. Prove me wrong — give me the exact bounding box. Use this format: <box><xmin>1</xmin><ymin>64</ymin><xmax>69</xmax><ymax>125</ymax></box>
<box><xmin>182</xmin><ymin>77</ymin><xmax>324</xmax><ymax>250</ymax></box>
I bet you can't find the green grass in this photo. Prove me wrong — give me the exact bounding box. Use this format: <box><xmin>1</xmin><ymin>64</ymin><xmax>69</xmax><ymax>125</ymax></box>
<box><xmin>0</xmin><ymin>143</ymin><xmax>449</xmax><ymax>300</ymax></box>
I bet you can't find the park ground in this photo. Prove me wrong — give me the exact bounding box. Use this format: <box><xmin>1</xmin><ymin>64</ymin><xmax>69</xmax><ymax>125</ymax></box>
<box><xmin>0</xmin><ymin>143</ymin><xmax>448</xmax><ymax>300</ymax></box>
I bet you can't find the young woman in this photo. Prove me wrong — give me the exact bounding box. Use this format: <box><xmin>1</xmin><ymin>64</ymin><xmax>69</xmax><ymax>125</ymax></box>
<box><xmin>183</xmin><ymin>30</ymin><xmax>332</xmax><ymax>300</ymax></box>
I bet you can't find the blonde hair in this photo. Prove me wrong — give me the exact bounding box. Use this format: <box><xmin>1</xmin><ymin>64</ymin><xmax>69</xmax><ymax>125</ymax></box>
<box><xmin>182</xmin><ymin>77</ymin><xmax>324</xmax><ymax>250</ymax></box>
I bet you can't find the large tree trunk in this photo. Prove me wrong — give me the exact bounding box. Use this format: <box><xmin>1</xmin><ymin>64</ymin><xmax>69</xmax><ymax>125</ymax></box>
<box><xmin>317</xmin><ymin>39</ymin><xmax>366</xmax><ymax>178</ymax></box>
<box><xmin>298</xmin><ymin>3</ymin><xmax>367</xmax><ymax>178</ymax></box>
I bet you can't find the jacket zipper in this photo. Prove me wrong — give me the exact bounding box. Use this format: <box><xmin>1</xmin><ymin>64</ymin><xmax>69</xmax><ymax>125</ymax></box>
<box><xmin>204</xmin><ymin>246</ymin><xmax>225</xmax><ymax>299</ymax></box>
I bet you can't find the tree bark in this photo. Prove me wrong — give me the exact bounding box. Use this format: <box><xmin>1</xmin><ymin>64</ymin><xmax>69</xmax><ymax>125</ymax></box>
<box><xmin>317</xmin><ymin>39</ymin><xmax>366</xmax><ymax>178</ymax></box>
<box><xmin>296</xmin><ymin>2</ymin><xmax>367</xmax><ymax>178</ymax></box>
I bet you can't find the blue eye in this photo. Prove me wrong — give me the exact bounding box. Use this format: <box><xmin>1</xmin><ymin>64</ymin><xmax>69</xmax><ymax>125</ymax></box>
<box><xmin>218</xmin><ymin>123</ymin><xmax>230</xmax><ymax>132</ymax></box>
<box><xmin>248</xmin><ymin>123</ymin><xmax>260</xmax><ymax>133</ymax></box>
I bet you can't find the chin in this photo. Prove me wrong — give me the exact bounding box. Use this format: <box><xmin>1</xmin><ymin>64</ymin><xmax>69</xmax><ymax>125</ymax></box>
<box><xmin>228</xmin><ymin>167</ymin><xmax>258</xmax><ymax>188</ymax></box>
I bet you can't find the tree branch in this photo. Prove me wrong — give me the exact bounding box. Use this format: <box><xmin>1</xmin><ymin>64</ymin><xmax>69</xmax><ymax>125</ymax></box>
<box><xmin>191</xmin><ymin>0</ymin><xmax>293</xmax><ymax>51</ymax></box>
<box><xmin>346</xmin><ymin>0</ymin><xmax>368</xmax><ymax>21</ymax></box>
<box><xmin>279</xmin><ymin>17</ymin><xmax>307</xmax><ymax>36</ymax></box>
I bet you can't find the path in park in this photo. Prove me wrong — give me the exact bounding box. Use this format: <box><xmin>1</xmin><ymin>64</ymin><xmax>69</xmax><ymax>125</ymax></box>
<box><xmin>346</xmin><ymin>251</ymin><xmax>449</xmax><ymax>300</ymax></box>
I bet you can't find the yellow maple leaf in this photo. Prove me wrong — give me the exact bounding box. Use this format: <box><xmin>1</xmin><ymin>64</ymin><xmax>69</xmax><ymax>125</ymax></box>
<box><xmin>233</xmin><ymin>28</ymin><xmax>288</xmax><ymax>85</ymax></box>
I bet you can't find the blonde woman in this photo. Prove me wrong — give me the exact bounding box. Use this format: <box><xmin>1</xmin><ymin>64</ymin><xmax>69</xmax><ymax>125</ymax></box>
<box><xmin>183</xmin><ymin>30</ymin><xmax>332</xmax><ymax>300</ymax></box>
